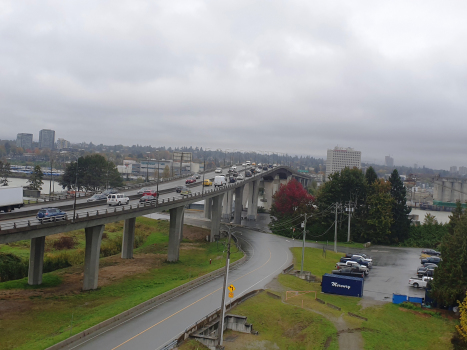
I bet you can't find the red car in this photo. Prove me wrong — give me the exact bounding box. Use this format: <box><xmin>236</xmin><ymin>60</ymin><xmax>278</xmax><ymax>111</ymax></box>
<box><xmin>185</xmin><ymin>177</ymin><xmax>196</xmax><ymax>184</ymax></box>
<box><xmin>142</xmin><ymin>190</ymin><xmax>159</xmax><ymax>198</ymax></box>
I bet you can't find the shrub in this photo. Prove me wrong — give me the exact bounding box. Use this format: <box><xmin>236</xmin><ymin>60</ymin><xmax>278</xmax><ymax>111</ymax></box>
<box><xmin>43</xmin><ymin>253</ymin><xmax>72</xmax><ymax>273</ymax></box>
<box><xmin>0</xmin><ymin>253</ymin><xmax>28</xmax><ymax>282</ymax></box>
<box><xmin>52</xmin><ymin>236</ymin><xmax>77</xmax><ymax>250</ymax></box>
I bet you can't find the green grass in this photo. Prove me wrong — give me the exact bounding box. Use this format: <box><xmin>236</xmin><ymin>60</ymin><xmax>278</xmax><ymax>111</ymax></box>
<box><xmin>312</xmin><ymin>240</ymin><xmax>366</xmax><ymax>249</ymax></box>
<box><xmin>228</xmin><ymin>291</ymin><xmax>339</xmax><ymax>350</ymax></box>
<box><xmin>290</xmin><ymin>246</ymin><xmax>343</xmax><ymax>279</ymax></box>
<box><xmin>0</xmin><ymin>218</ymin><xmax>244</xmax><ymax>350</ymax></box>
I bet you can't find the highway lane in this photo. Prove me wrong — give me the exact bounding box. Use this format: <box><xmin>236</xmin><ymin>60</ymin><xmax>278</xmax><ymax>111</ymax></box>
<box><xmin>63</xmin><ymin>218</ymin><xmax>294</xmax><ymax>350</ymax></box>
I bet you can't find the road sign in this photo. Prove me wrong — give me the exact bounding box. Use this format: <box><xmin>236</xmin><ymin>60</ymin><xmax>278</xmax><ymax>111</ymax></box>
<box><xmin>228</xmin><ymin>284</ymin><xmax>235</xmax><ymax>292</ymax></box>
<box><xmin>228</xmin><ymin>292</ymin><xmax>234</xmax><ymax>298</ymax></box>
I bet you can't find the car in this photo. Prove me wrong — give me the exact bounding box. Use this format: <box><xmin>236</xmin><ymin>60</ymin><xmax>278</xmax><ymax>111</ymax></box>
<box><xmin>180</xmin><ymin>187</ymin><xmax>191</xmax><ymax>196</ymax></box>
<box><xmin>87</xmin><ymin>193</ymin><xmax>108</xmax><ymax>202</ymax></box>
<box><xmin>137</xmin><ymin>187</ymin><xmax>151</xmax><ymax>195</ymax></box>
<box><xmin>203</xmin><ymin>179</ymin><xmax>213</xmax><ymax>186</ymax></box>
<box><xmin>331</xmin><ymin>268</ymin><xmax>365</xmax><ymax>278</ymax></box>
<box><xmin>256</xmin><ymin>168</ymin><xmax>262</xmax><ymax>173</ymax></box>
<box><xmin>237</xmin><ymin>174</ymin><xmax>244</xmax><ymax>181</ymax></box>
<box><xmin>186</xmin><ymin>177</ymin><xmax>196</xmax><ymax>184</ymax></box>
<box><xmin>421</xmin><ymin>256</ymin><xmax>442</xmax><ymax>265</ymax></box>
<box><xmin>175</xmin><ymin>186</ymin><xmax>183</xmax><ymax>193</ymax></box>
<box><xmin>232</xmin><ymin>171</ymin><xmax>238</xmax><ymax>177</ymax></box>
<box><xmin>250</xmin><ymin>168</ymin><xmax>256</xmax><ymax>174</ymax></box>
<box><xmin>352</xmin><ymin>254</ymin><xmax>373</xmax><ymax>263</ymax></box>
<box><xmin>231</xmin><ymin>165</ymin><xmax>237</xmax><ymax>170</ymax></box>
<box><xmin>262</xmin><ymin>166</ymin><xmax>268</xmax><ymax>171</ymax></box>
<box><xmin>142</xmin><ymin>190</ymin><xmax>159</xmax><ymax>198</ymax></box>
<box><xmin>242</xmin><ymin>163</ymin><xmax>246</xmax><ymax>166</ymax></box>
<box><xmin>139</xmin><ymin>195</ymin><xmax>156</xmax><ymax>203</ymax></box>
<box><xmin>417</xmin><ymin>266</ymin><xmax>436</xmax><ymax>277</ymax></box>
<box><xmin>273</xmin><ymin>164</ymin><xmax>277</xmax><ymax>167</ymax></box>
<box><xmin>229</xmin><ymin>177</ymin><xmax>237</xmax><ymax>183</ymax></box>
<box><xmin>107</xmin><ymin>193</ymin><xmax>130</xmax><ymax>206</ymax></box>
<box><xmin>268</xmin><ymin>164</ymin><xmax>273</xmax><ymax>168</ymax></box>
<box><xmin>336</xmin><ymin>261</ymin><xmax>369</xmax><ymax>276</ymax></box>
<box><xmin>245</xmin><ymin>171</ymin><xmax>252</xmax><ymax>177</ymax></box>
<box><xmin>214</xmin><ymin>175</ymin><xmax>227</xmax><ymax>187</ymax></box>
<box><xmin>246</xmin><ymin>161</ymin><xmax>251</xmax><ymax>165</ymax></box>
<box><xmin>408</xmin><ymin>276</ymin><xmax>433</xmax><ymax>289</ymax></box>
<box><xmin>215</xmin><ymin>168</ymin><xmax>222</xmax><ymax>173</ymax></box>
<box><xmin>102</xmin><ymin>188</ymin><xmax>118</xmax><ymax>196</ymax></box>
<box><xmin>36</xmin><ymin>207</ymin><xmax>67</xmax><ymax>223</ymax></box>
<box><xmin>194</xmin><ymin>174</ymin><xmax>201</xmax><ymax>179</ymax></box>
<box><xmin>421</xmin><ymin>249</ymin><xmax>441</xmax><ymax>256</ymax></box>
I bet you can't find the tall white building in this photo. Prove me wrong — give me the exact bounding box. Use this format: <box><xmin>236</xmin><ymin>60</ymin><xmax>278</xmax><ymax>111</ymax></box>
<box><xmin>325</xmin><ymin>146</ymin><xmax>361</xmax><ymax>181</ymax></box>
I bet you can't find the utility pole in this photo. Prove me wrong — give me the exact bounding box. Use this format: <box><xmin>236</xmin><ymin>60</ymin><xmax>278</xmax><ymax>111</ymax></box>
<box><xmin>334</xmin><ymin>202</ymin><xmax>338</xmax><ymax>253</ymax></box>
<box><xmin>301</xmin><ymin>213</ymin><xmax>308</xmax><ymax>273</ymax></box>
<box><xmin>218</xmin><ymin>226</ymin><xmax>232</xmax><ymax>347</ymax></box>
<box><xmin>346</xmin><ymin>200</ymin><xmax>354</xmax><ymax>242</ymax></box>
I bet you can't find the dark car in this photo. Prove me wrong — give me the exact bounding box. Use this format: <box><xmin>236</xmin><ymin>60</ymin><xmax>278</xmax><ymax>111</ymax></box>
<box><xmin>262</xmin><ymin>166</ymin><xmax>268</xmax><ymax>171</ymax></box>
<box><xmin>194</xmin><ymin>174</ymin><xmax>201</xmax><ymax>179</ymax></box>
<box><xmin>142</xmin><ymin>190</ymin><xmax>159</xmax><ymax>198</ymax></box>
<box><xmin>175</xmin><ymin>186</ymin><xmax>183</xmax><ymax>193</ymax></box>
<box><xmin>185</xmin><ymin>177</ymin><xmax>196</xmax><ymax>184</ymax></box>
<box><xmin>36</xmin><ymin>208</ymin><xmax>67</xmax><ymax>223</ymax></box>
<box><xmin>102</xmin><ymin>188</ymin><xmax>118</xmax><ymax>196</ymax></box>
<box><xmin>331</xmin><ymin>268</ymin><xmax>364</xmax><ymax>278</ymax></box>
<box><xmin>139</xmin><ymin>195</ymin><xmax>156</xmax><ymax>203</ymax></box>
<box><xmin>268</xmin><ymin>164</ymin><xmax>273</xmax><ymax>168</ymax></box>
<box><xmin>421</xmin><ymin>249</ymin><xmax>441</xmax><ymax>256</ymax></box>
<box><xmin>87</xmin><ymin>193</ymin><xmax>108</xmax><ymax>202</ymax></box>
<box><xmin>421</xmin><ymin>256</ymin><xmax>442</xmax><ymax>265</ymax></box>
<box><xmin>417</xmin><ymin>266</ymin><xmax>437</xmax><ymax>277</ymax></box>
<box><xmin>229</xmin><ymin>177</ymin><xmax>237</xmax><ymax>183</ymax></box>
<box><xmin>245</xmin><ymin>171</ymin><xmax>252</xmax><ymax>177</ymax></box>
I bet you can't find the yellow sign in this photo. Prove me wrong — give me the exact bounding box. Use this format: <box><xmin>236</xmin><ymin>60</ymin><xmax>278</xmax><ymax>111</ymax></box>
<box><xmin>228</xmin><ymin>284</ymin><xmax>236</xmax><ymax>292</ymax></box>
<box><xmin>228</xmin><ymin>292</ymin><xmax>234</xmax><ymax>298</ymax></box>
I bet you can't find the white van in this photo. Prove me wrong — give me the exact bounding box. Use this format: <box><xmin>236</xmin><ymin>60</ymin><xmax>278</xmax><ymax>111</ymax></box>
<box><xmin>214</xmin><ymin>175</ymin><xmax>227</xmax><ymax>187</ymax></box>
<box><xmin>107</xmin><ymin>193</ymin><xmax>130</xmax><ymax>206</ymax></box>
<box><xmin>246</xmin><ymin>161</ymin><xmax>251</xmax><ymax>165</ymax></box>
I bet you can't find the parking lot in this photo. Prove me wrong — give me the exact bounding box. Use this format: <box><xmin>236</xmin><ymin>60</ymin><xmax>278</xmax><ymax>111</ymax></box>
<box><xmin>342</xmin><ymin>245</ymin><xmax>427</xmax><ymax>301</ymax></box>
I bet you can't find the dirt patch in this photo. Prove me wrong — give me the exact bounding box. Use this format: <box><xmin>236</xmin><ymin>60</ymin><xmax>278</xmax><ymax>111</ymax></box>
<box><xmin>264</xmin><ymin>277</ymin><xmax>288</xmax><ymax>294</ymax></box>
<box><xmin>358</xmin><ymin>297</ymin><xmax>386</xmax><ymax>310</ymax></box>
<box><xmin>183</xmin><ymin>225</ymin><xmax>210</xmax><ymax>241</ymax></box>
<box><xmin>284</xmin><ymin>323</ymin><xmax>308</xmax><ymax>337</ymax></box>
<box><xmin>0</xmin><ymin>253</ymin><xmax>165</xmax><ymax>301</ymax></box>
<box><xmin>398</xmin><ymin>307</ymin><xmax>432</xmax><ymax>318</ymax></box>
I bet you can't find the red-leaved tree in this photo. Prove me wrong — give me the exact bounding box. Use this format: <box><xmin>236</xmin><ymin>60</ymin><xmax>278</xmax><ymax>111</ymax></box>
<box><xmin>269</xmin><ymin>179</ymin><xmax>315</xmax><ymax>237</ymax></box>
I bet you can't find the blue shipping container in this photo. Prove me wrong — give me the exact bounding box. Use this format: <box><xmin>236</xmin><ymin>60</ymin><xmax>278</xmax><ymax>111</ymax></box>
<box><xmin>392</xmin><ymin>294</ymin><xmax>408</xmax><ymax>304</ymax></box>
<box><xmin>321</xmin><ymin>274</ymin><xmax>364</xmax><ymax>297</ymax></box>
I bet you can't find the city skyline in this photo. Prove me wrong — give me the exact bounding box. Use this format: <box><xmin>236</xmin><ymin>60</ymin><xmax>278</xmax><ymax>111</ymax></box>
<box><xmin>1</xmin><ymin>1</ymin><xmax>467</xmax><ymax>169</ymax></box>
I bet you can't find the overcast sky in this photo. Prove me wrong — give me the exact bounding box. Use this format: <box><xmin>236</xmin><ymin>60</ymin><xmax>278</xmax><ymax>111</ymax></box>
<box><xmin>1</xmin><ymin>0</ymin><xmax>466</xmax><ymax>169</ymax></box>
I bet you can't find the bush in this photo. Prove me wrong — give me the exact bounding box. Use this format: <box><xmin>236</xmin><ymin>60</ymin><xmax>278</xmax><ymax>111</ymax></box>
<box><xmin>0</xmin><ymin>253</ymin><xmax>28</xmax><ymax>282</ymax></box>
<box><xmin>43</xmin><ymin>253</ymin><xmax>72</xmax><ymax>273</ymax></box>
<box><xmin>52</xmin><ymin>236</ymin><xmax>77</xmax><ymax>250</ymax></box>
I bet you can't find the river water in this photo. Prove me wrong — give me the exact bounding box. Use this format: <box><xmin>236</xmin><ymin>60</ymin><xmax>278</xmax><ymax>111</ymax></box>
<box><xmin>5</xmin><ymin>177</ymin><xmax>63</xmax><ymax>195</ymax></box>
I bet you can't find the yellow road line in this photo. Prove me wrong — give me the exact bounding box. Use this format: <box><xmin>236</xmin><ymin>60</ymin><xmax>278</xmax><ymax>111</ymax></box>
<box><xmin>112</xmin><ymin>247</ymin><xmax>272</xmax><ymax>350</ymax></box>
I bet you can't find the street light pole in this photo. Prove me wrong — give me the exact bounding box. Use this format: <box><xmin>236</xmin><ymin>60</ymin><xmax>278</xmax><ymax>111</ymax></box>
<box><xmin>218</xmin><ymin>225</ymin><xmax>232</xmax><ymax>347</ymax></box>
<box><xmin>156</xmin><ymin>159</ymin><xmax>160</xmax><ymax>205</ymax></box>
<box><xmin>146</xmin><ymin>154</ymin><xmax>149</xmax><ymax>182</ymax></box>
<box><xmin>73</xmin><ymin>156</ymin><xmax>79</xmax><ymax>222</ymax></box>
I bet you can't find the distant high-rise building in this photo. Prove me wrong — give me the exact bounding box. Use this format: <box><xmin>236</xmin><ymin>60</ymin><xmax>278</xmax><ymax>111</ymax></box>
<box><xmin>450</xmin><ymin>166</ymin><xmax>458</xmax><ymax>175</ymax></box>
<box><xmin>459</xmin><ymin>166</ymin><xmax>467</xmax><ymax>176</ymax></box>
<box><xmin>414</xmin><ymin>164</ymin><xmax>418</xmax><ymax>169</ymax></box>
<box><xmin>56</xmin><ymin>138</ymin><xmax>70</xmax><ymax>150</ymax></box>
<box><xmin>385</xmin><ymin>156</ymin><xmax>394</xmax><ymax>167</ymax></box>
<box><xmin>325</xmin><ymin>146</ymin><xmax>361</xmax><ymax>181</ymax></box>
<box><xmin>39</xmin><ymin>129</ymin><xmax>55</xmax><ymax>149</ymax></box>
<box><xmin>16</xmin><ymin>133</ymin><xmax>33</xmax><ymax>150</ymax></box>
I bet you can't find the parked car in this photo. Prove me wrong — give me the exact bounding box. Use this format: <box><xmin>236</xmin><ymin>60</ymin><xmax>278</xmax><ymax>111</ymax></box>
<box><xmin>341</xmin><ymin>256</ymin><xmax>372</xmax><ymax>268</ymax></box>
<box><xmin>351</xmin><ymin>254</ymin><xmax>373</xmax><ymax>263</ymax></box>
<box><xmin>417</xmin><ymin>265</ymin><xmax>437</xmax><ymax>276</ymax></box>
<box><xmin>421</xmin><ymin>249</ymin><xmax>441</xmax><ymax>256</ymax></box>
<box><xmin>214</xmin><ymin>175</ymin><xmax>227</xmax><ymax>187</ymax></box>
<box><xmin>186</xmin><ymin>177</ymin><xmax>196</xmax><ymax>184</ymax></box>
<box><xmin>245</xmin><ymin>171</ymin><xmax>252</xmax><ymax>177</ymax></box>
<box><xmin>336</xmin><ymin>261</ymin><xmax>369</xmax><ymax>276</ymax></box>
<box><xmin>107</xmin><ymin>194</ymin><xmax>130</xmax><ymax>206</ymax></box>
<box><xmin>102</xmin><ymin>188</ymin><xmax>119</xmax><ymax>196</ymax></box>
<box><xmin>421</xmin><ymin>256</ymin><xmax>442</xmax><ymax>265</ymax></box>
<box><xmin>137</xmin><ymin>187</ymin><xmax>151</xmax><ymax>195</ymax></box>
<box><xmin>237</xmin><ymin>174</ymin><xmax>244</xmax><ymax>181</ymax></box>
<box><xmin>142</xmin><ymin>190</ymin><xmax>159</xmax><ymax>198</ymax></box>
<box><xmin>180</xmin><ymin>187</ymin><xmax>191</xmax><ymax>196</ymax></box>
<box><xmin>36</xmin><ymin>208</ymin><xmax>67</xmax><ymax>223</ymax></box>
<box><xmin>408</xmin><ymin>276</ymin><xmax>433</xmax><ymax>289</ymax></box>
<box><xmin>331</xmin><ymin>268</ymin><xmax>365</xmax><ymax>278</ymax></box>
<box><xmin>215</xmin><ymin>168</ymin><xmax>222</xmax><ymax>173</ymax></box>
<box><xmin>87</xmin><ymin>193</ymin><xmax>108</xmax><ymax>202</ymax></box>
<box><xmin>175</xmin><ymin>186</ymin><xmax>183</xmax><ymax>193</ymax></box>
<box><xmin>139</xmin><ymin>195</ymin><xmax>156</xmax><ymax>203</ymax></box>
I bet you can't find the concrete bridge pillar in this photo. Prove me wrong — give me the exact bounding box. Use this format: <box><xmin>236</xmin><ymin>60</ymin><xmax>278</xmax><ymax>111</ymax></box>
<box><xmin>121</xmin><ymin>218</ymin><xmax>136</xmax><ymax>259</ymax></box>
<box><xmin>211</xmin><ymin>193</ymin><xmax>224</xmax><ymax>242</ymax></box>
<box><xmin>263</xmin><ymin>181</ymin><xmax>273</xmax><ymax>211</ymax></box>
<box><xmin>168</xmin><ymin>206</ymin><xmax>185</xmax><ymax>262</ymax></box>
<box><xmin>272</xmin><ymin>174</ymin><xmax>280</xmax><ymax>194</ymax></box>
<box><xmin>28</xmin><ymin>236</ymin><xmax>45</xmax><ymax>285</ymax></box>
<box><xmin>247</xmin><ymin>179</ymin><xmax>260</xmax><ymax>220</ymax></box>
<box><xmin>222</xmin><ymin>190</ymin><xmax>233</xmax><ymax>220</ymax></box>
<box><xmin>204</xmin><ymin>197</ymin><xmax>212</xmax><ymax>219</ymax></box>
<box><xmin>83</xmin><ymin>225</ymin><xmax>105</xmax><ymax>291</ymax></box>
<box><xmin>234</xmin><ymin>185</ymin><xmax>244</xmax><ymax>224</ymax></box>
<box><xmin>242</xmin><ymin>182</ymin><xmax>250</xmax><ymax>208</ymax></box>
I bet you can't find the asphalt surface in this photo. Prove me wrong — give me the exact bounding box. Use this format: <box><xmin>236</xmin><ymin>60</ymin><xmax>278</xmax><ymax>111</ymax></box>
<box><xmin>62</xmin><ymin>212</ymin><xmax>427</xmax><ymax>350</ymax></box>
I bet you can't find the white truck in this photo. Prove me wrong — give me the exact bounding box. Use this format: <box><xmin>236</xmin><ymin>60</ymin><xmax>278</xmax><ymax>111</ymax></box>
<box><xmin>0</xmin><ymin>187</ymin><xmax>24</xmax><ymax>212</ymax></box>
<box><xmin>408</xmin><ymin>276</ymin><xmax>433</xmax><ymax>288</ymax></box>
<box><xmin>214</xmin><ymin>176</ymin><xmax>227</xmax><ymax>187</ymax></box>
<box><xmin>107</xmin><ymin>193</ymin><xmax>130</xmax><ymax>206</ymax></box>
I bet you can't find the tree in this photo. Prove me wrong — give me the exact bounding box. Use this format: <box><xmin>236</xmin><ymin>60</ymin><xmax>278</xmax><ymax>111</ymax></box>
<box><xmin>365</xmin><ymin>166</ymin><xmax>378</xmax><ymax>186</ymax></box>
<box><xmin>455</xmin><ymin>292</ymin><xmax>467</xmax><ymax>347</ymax></box>
<box><xmin>269</xmin><ymin>179</ymin><xmax>315</xmax><ymax>237</ymax></box>
<box><xmin>28</xmin><ymin>165</ymin><xmax>44</xmax><ymax>190</ymax></box>
<box><xmin>431</xmin><ymin>210</ymin><xmax>467</xmax><ymax>306</ymax></box>
<box><xmin>0</xmin><ymin>161</ymin><xmax>11</xmax><ymax>186</ymax></box>
<box><xmin>163</xmin><ymin>165</ymin><xmax>170</xmax><ymax>179</ymax></box>
<box><xmin>389</xmin><ymin>169</ymin><xmax>411</xmax><ymax>243</ymax></box>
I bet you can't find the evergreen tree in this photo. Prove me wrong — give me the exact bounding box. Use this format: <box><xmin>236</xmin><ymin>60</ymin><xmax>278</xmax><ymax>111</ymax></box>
<box><xmin>28</xmin><ymin>165</ymin><xmax>44</xmax><ymax>190</ymax></box>
<box><xmin>365</xmin><ymin>166</ymin><xmax>378</xmax><ymax>186</ymax></box>
<box><xmin>447</xmin><ymin>201</ymin><xmax>464</xmax><ymax>235</ymax></box>
<box><xmin>389</xmin><ymin>169</ymin><xmax>411</xmax><ymax>243</ymax></box>
<box><xmin>0</xmin><ymin>161</ymin><xmax>11</xmax><ymax>186</ymax></box>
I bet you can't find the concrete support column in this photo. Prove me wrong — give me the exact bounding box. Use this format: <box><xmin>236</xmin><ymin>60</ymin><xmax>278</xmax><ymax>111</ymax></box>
<box><xmin>28</xmin><ymin>236</ymin><xmax>45</xmax><ymax>285</ymax></box>
<box><xmin>272</xmin><ymin>174</ymin><xmax>280</xmax><ymax>194</ymax></box>
<box><xmin>247</xmin><ymin>179</ymin><xmax>260</xmax><ymax>220</ymax></box>
<box><xmin>222</xmin><ymin>191</ymin><xmax>233</xmax><ymax>220</ymax></box>
<box><xmin>121</xmin><ymin>217</ymin><xmax>136</xmax><ymax>259</ymax></box>
<box><xmin>263</xmin><ymin>181</ymin><xmax>273</xmax><ymax>211</ymax></box>
<box><xmin>234</xmin><ymin>185</ymin><xmax>244</xmax><ymax>224</ymax></box>
<box><xmin>168</xmin><ymin>206</ymin><xmax>185</xmax><ymax>262</ymax></box>
<box><xmin>83</xmin><ymin>225</ymin><xmax>105</xmax><ymax>291</ymax></box>
<box><xmin>204</xmin><ymin>198</ymin><xmax>212</xmax><ymax>219</ymax></box>
<box><xmin>242</xmin><ymin>182</ymin><xmax>250</xmax><ymax>208</ymax></box>
<box><xmin>211</xmin><ymin>193</ymin><xmax>224</xmax><ymax>242</ymax></box>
